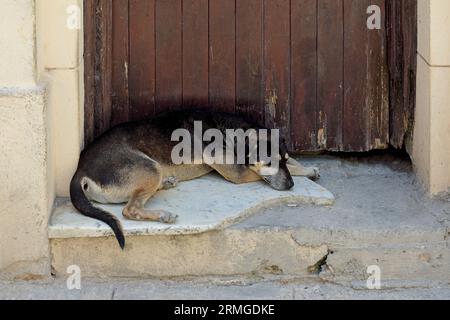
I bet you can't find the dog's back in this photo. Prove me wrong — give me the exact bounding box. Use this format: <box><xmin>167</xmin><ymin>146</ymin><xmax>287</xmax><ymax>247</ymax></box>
<box><xmin>70</xmin><ymin>110</ymin><xmax>309</xmax><ymax>249</ymax></box>
<box><xmin>71</xmin><ymin>110</ymin><xmax>268</xmax><ymax>248</ymax></box>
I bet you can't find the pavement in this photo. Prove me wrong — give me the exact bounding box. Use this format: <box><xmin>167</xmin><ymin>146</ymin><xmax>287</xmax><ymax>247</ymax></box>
<box><xmin>1</xmin><ymin>277</ymin><xmax>450</xmax><ymax>300</ymax></box>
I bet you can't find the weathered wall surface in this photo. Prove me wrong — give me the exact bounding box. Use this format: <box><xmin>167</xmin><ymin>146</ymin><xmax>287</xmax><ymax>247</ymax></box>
<box><xmin>0</xmin><ymin>0</ymin><xmax>82</xmax><ymax>279</ymax></box>
<box><xmin>0</xmin><ymin>0</ymin><xmax>52</xmax><ymax>278</ymax></box>
<box><xmin>0</xmin><ymin>87</ymin><xmax>52</xmax><ymax>279</ymax></box>
<box><xmin>414</xmin><ymin>0</ymin><xmax>450</xmax><ymax>196</ymax></box>
<box><xmin>37</xmin><ymin>0</ymin><xmax>83</xmax><ymax>197</ymax></box>
<box><xmin>0</xmin><ymin>0</ymin><xmax>36</xmax><ymax>87</ymax></box>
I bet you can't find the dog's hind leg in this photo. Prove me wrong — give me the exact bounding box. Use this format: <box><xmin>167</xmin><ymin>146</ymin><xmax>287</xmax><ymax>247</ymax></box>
<box><xmin>286</xmin><ymin>158</ymin><xmax>320</xmax><ymax>180</ymax></box>
<box><xmin>122</xmin><ymin>187</ymin><xmax>178</xmax><ymax>223</ymax></box>
<box><xmin>120</xmin><ymin>155</ymin><xmax>178</xmax><ymax>223</ymax></box>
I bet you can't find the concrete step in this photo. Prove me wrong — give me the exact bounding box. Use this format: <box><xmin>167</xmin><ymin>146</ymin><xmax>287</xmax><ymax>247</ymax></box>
<box><xmin>49</xmin><ymin>219</ymin><xmax>449</xmax><ymax>281</ymax></box>
<box><xmin>49</xmin><ymin>157</ymin><xmax>450</xmax><ymax>282</ymax></box>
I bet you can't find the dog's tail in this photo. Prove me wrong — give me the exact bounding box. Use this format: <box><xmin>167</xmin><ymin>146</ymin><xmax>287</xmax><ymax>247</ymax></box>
<box><xmin>70</xmin><ymin>170</ymin><xmax>125</xmax><ymax>249</ymax></box>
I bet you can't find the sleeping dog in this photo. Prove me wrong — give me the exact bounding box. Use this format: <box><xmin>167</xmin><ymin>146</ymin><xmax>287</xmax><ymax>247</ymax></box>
<box><xmin>70</xmin><ymin>110</ymin><xmax>320</xmax><ymax>248</ymax></box>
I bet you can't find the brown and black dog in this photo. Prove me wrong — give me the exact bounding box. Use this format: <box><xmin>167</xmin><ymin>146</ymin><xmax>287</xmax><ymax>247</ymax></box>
<box><xmin>70</xmin><ymin>110</ymin><xmax>319</xmax><ymax>248</ymax></box>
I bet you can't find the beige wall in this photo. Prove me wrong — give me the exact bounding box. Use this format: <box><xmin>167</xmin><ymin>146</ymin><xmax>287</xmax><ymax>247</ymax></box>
<box><xmin>0</xmin><ymin>86</ymin><xmax>53</xmax><ymax>279</ymax></box>
<box><xmin>38</xmin><ymin>0</ymin><xmax>83</xmax><ymax>197</ymax></box>
<box><xmin>0</xmin><ymin>0</ymin><xmax>36</xmax><ymax>87</ymax></box>
<box><xmin>0</xmin><ymin>0</ymin><xmax>51</xmax><ymax>279</ymax></box>
<box><xmin>0</xmin><ymin>0</ymin><xmax>83</xmax><ymax>279</ymax></box>
<box><xmin>413</xmin><ymin>0</ymin><xmax>450</xmax><ymax>196</ymax></box>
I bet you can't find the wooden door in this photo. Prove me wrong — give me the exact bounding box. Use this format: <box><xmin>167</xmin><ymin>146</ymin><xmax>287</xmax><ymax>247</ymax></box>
<box><xmin>84</xmin><ymin>0</ymin><xmax>416</xmax><ymax>152</ymax></box>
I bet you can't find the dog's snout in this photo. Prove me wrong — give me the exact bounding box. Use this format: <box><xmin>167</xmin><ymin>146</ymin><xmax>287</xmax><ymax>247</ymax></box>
<box><xmin>264</xmin><ymin>171</ymin><xmax>294</xmax><ymax>191</ymax></box>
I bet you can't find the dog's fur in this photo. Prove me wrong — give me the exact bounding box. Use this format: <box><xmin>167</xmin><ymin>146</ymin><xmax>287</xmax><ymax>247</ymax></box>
<box><xmin>70</xmin><ymin>110</ymin><xmax>320</xmax><ymax>248</ymax></box>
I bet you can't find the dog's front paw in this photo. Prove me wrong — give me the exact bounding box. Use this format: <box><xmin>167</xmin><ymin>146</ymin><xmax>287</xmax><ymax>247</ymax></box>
<box><xmin>159</xmin><ymin>211</ymin><xmax>178</xmax><ymax>224</ymax></box>
<box><xmin>308</xmin><ymin>167</ymin><xmax>320</xmax><ymax>181</ymax></box>
<box><xmin>161</xmin><ymin>176</ymin><xmax>179</xmax><ymax>190</ymax></box>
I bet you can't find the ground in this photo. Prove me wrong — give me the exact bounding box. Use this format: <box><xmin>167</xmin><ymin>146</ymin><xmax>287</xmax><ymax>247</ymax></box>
<box><xmin>2</xmin><ymin>154</ymin><xmax>450</xmax><ymax>299</ymax></box>
<box><xmin>1</xmin><ymin>277</ymin><xmax>450</xmax><ymax>300</ymax></box>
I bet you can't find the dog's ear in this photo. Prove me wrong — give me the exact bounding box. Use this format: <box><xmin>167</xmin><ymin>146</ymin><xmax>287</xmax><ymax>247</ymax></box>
<box><xmin>278</xmin><ymin>137</ymin><xmax>290</xmax><ymax>162</ymax></box>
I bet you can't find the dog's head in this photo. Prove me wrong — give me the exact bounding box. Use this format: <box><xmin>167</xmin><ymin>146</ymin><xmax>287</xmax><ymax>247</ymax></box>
<box><xmin>247</xmin><ymin>136</ymin><xmax>294</xmax><ymax>191</ymax></box>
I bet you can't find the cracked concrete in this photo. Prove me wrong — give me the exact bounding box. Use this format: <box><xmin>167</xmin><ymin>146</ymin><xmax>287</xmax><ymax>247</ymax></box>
<box><xmin>235</xmin><ymin>155</ymin><xmax>450</xmax><ymax>281</ymax></box>
<box><xmin>50</xmin><ymin>230</ymin><xmax>331</xmax><ymax>278</ymax></box>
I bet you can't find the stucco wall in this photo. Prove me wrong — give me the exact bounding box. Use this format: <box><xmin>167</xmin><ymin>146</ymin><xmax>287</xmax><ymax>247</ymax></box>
<box><xmin>0</xmin><ymin>0</ymin><xmax>36</xmax><ymax>87</ymax></box>
<box><xmin>0</xmin><ymin>0</ymin><xmax>82</xmax><ymax>279</ymax></box>
<box><xmin>38</xmin><ymin>0</ymin><xmax>83</xmax><ymax>197</ymax></box>
<box><xmin>0</xmin><ymin>87</ymin><xmax>52</xmax><ymax>279</ymax></box>
<box><xmin>0</xmin><ymin>0</ymin><xmax>52</xmax><ymax>278</ymax></box>
<box><xmin>414</xmin><ymin>0</ymin><xmax>450</xmax><ymax>196</ymax></box>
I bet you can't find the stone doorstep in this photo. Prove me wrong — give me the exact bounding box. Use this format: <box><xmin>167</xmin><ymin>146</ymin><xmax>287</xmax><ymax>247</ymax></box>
<box><xmin>47</xmin><ymin>173</ymin><xmax>450</xmax><ymax>282</ymax></box>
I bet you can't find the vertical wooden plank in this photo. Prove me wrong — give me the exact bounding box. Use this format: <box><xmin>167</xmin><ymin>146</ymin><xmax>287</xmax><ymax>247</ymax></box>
<box><xmin>84</xmin><ymin>0</ymin><xmax>96</xmax><ymax>145</ymax></box>
<box><xmin>264</xmin><ymin>0</ymin><xmax>291</xmax><ymax>142</ymax></box>
<box><xmin>291</xmin><ymin>0</ymin><xmax>317</xmax><ymax>151</ymax></box>
<box><xmin>129</xmin><ymin>0</ymin><xmax>156</xmax><ymax>120</ymax></box>
<box><xmin>111</xmin><ymin>0</ymin><xmax>129</xmax><ymax>126</ymax></box>
<box><xmin>387</xmin><ymin>0</ymin><xmax>417</xmax><ymax>149</ymax></box>
<box><xmin>155</xmin><ymin>0</ymin><xmax>182</xmax><ymax>113</ymax></box>
<box><xmin>236</xmin><ymin>0</ymin><xmax>263</xmax><ymax>123</ymax></box>
<box><xmin>343</xmin><ymin>0</ymin><xmax>369</xmax><ymax>151</ymax></box>
<box><xmin>317</xmin><ymin>0</ymin><xmax>344</xmax><ymax>151</ymax></box>
<box><xmin>368</xmin><ymin>0</ymin><xmax>389</xmax><ymax>149</ymax></box>
<box><xmin>343</xmin><ymin>0</ymin><xmax>389</xmax><ymax>151</ymax></box>
<box><xmin>209</xmin><ymin>0</ymin><xmax>236</xmax><ymax>112</ymax></box>
<box><xmin>95</xmin><ymin>0</ymin><xmax>113</xmax><ymax>138</ymax></box>
<box><xmin>183</xmin><ymin>0</ymin><xmax>209</xmax><ymax>108</ymax></box>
